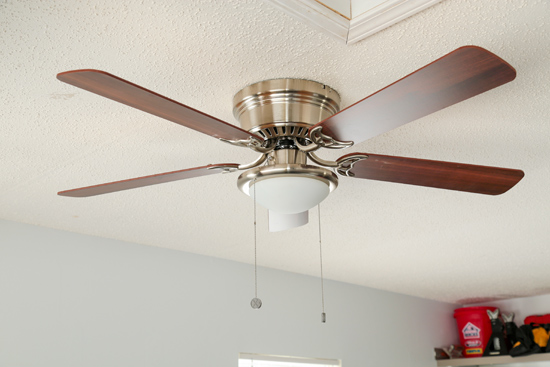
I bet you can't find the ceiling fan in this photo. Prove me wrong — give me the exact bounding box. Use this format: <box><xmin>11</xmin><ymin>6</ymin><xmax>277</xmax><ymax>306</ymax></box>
<box><xmin>57</xmin><ymin>46</ymin><xmax>524</xmax><ymax>231</ymax></box>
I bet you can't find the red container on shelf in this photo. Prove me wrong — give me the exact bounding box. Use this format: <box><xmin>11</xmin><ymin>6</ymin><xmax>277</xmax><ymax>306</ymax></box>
<box><xmin>453</xmin><ymin>306</ymin><xmax>496</xmax><ymax>358</ymax></box>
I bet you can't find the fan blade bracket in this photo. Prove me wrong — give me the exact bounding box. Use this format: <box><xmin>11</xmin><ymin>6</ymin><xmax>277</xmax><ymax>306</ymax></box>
<box><xmin>237</xmin><ymin>153</ymin><xmax>270</xmax><ymax>171</ymax></box>
<box><xmin>219</xmin><ymin>136</ymin><xmax>275</xmax><ymax>154</ymax></box>
<box><xmin>206</xmin><ymin>165</ymin><xmax>239</xmax><ymax>174</ymax></box>
<box><xmin>335</xmin><ymin>154</ymin><xmax>370</xmax><ymax>177</ymax></box>
<box><xmin>307</xmin><ymin>152</ymin><xmax>339</xmax><ymax>168</ymax></box>
<box><xmin>300</xmin><ymin>126</ymin><xmax>354</xmax><ymax>152</ymax></box>
<box><xmin>307</xmin><ymin>152</ymin><xmax>369</xmax><ymax>177</ymax></box>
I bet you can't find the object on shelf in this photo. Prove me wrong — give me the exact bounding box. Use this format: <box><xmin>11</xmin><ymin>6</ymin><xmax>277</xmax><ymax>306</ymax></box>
<box><xmin>437</xmin><ymin>311</ymin><xmax>550</xmax><ymax>366</ymax></box>
<box><xmin>435</xmin><ymin>348</ymin><xmax>449</xmax><ymax>360</ymax></box>
<box><xmin>525</xmin><ymin>314</ymin><xmax>550</xmax><ymax>325</ymax></box>
<box><xmin>439</xmin><ymin>345</ymin><xmax>464</xmax><ymax>359</ymax></box>
<box><xmin>524</xmin><ymin>314</ymin><xmax>550</xmax><ymax>353</ymax></box>
<box><xmin>532</xmin><ymin>327</ymin><xmax>549</xmax><ymax>349</ymax></box>
<box><xmin>483</xmin><ymin>308</ymin><xmax>508</xmax><ymax>356</ymax></box>
<box><xmin>503</xmin><ymin>312</ymin><xmax>519</xmax><ymax>349</ymax></box>
<box><xmin>510</xmin><ymin>324</ymin><xmax>540</xmax><ymax>357</ymax></box>
<box><xmin>509</xmin><ymin>313</ymin><xmax>550</xmax><ymax>357</ymax></box>
<box><xmin>454</xmin><ymin>306</ymin><xmax>497</xmax><ymax>357</ymax></box>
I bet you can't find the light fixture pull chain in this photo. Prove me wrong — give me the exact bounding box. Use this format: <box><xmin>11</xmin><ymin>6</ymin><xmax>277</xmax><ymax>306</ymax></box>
<box><xmin>254</xmin><ymin>179</ymin><xmax>258</xmax><ymax>298</ymax></box>
<box><xmin>318</xmin><ymin>204</ymin><xmax>326</xmax><ymax>323</ymax></box>
<box><xmin>250</xmin><ymin>179</ymin><xmax>262</xmax><ymax>309</ymax></box>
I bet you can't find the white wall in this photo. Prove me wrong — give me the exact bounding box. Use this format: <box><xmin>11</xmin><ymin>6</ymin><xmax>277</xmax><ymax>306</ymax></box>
<box><xmin>0</xmin><ymin>219</ymin><xmax>458</xmax><ymax>367</ymax></box>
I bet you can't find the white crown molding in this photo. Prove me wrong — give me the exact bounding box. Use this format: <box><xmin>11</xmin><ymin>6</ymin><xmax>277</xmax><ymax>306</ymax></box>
<box><xmin>264</xmin><ymin>0</ymin><xmax>350</xmax><ymax>43</ymax></box>
<box><xmin>264</xmin><ymin>0</ymin><xmax>442</xmax><ymax>45</ymax></box>
<box><xmin>348</xmin><ymin>0</ymin><xmax>443</xmax><ymax>44</ymax></box>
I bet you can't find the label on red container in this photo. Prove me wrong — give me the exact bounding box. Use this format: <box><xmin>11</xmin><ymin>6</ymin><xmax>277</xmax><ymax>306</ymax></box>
<box><xmin>462</xmin><ymin>322</ymin><xmax>481</xmax><ymax>339</ymax></box>
<box><xmin>466</xmin><ymin>348</ymin><xmax>482</xmax><ymax>355</ymax></box>
<box><xmin>465</xmin><ymin>340</ymin><xmax>482</xmax><ymax>347</ymax></box>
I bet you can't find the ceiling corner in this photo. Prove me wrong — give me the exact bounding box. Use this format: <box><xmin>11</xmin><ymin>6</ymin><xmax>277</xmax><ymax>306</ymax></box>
<box><xmin>263</xmin><ymin>0</ymin><xmax>350</xmax><ymax>43</ymax></box>
<box><xmin>348</xmin><ymin>0</ymin><xmax>444</xmax><ymax>44</ymax></box>
<box><xmin>265</xmin><ymin>0</ymin><xmax>444</xmax><ymax>45</ymax></box>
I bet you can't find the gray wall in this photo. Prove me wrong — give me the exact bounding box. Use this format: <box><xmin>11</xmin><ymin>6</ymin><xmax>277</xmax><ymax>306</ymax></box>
<box><xmin>0</xmin><ymin>220</ymin><xmax>458</xmax><ymax>367</ymax></box>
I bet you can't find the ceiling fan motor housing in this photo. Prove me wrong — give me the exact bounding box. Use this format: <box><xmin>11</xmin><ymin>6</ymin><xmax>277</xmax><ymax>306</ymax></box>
<box><xmin>233</xmin><ymin>79</ymin><xmax>341</xmax><ymax>213</ymax></box>
<box><xmin>232</xmin><ymin>78</ymin><xmax>341</xmax><ymax>143</ymax></box>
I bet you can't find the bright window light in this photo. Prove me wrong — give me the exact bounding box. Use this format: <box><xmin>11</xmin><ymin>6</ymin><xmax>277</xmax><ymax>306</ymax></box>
<box><xmin>238</xmin><ymin>353</ymin><xmax>341</xmax><ymax>367</ymax></box>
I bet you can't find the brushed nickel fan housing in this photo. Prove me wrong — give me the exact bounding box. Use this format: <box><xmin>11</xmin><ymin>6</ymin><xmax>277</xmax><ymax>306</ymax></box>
<box><xmin>233</xmin><ymin>79</ymin><xmax>341</xmax><ymax>206</ymax></box>
<box><xmin>233</xmin><ymin>78</ymin><xmax>341</xmax><ymax>141</ymax></box>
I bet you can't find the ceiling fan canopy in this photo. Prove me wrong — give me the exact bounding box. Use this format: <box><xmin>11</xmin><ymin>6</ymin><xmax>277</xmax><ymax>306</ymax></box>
<box><xmin>56</xmin><ymin>46</ymin><xmax>524</xmax><ymax>231</ymax></box>
<box><xmin>232</xmin><ymin>78</ymin><xmax>341</xmax><ymax>138</ymax></box>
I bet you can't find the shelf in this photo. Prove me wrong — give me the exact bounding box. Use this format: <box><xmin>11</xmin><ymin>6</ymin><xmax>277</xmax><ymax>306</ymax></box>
<box><xmin>436</xmin><ymin>353</ymin><xmax>550</xmax><ymax>366</ymax></box>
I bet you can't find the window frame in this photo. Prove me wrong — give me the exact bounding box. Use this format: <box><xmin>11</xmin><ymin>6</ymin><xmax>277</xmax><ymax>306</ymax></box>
<box><xmin>238</xmin><ymin>352</ymin><xmax>341</xmax><ymax>367</ymax></box>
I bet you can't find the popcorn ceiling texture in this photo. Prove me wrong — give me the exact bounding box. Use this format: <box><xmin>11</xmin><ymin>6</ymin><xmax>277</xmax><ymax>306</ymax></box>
<box><xmin>0</xmin><ymin>0</ymin><xmax>549</xmax><ymax>303</ymax></box>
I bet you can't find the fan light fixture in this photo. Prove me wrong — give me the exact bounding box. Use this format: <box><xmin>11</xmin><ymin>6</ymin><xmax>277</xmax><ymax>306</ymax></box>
<box><xmin>236</xmin><ymin>150</ymin><xmax>340</xmax><ymax>215</ymax></box>
<box><xmin>240</xmin><ymin>171</ymin><xmax>337</xmax><ymax>214</ymax></box>
<box><xmin>250</xmin><ymin>176</ymin><xmax>329</xmax><ymax>214</ymax></box>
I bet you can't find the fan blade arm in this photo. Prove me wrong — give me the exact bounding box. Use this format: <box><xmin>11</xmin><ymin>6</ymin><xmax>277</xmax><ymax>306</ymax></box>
<box><xmin>338</xmin><ymin>152</ymin><xmax>524</xmax><ymax>195</ymax></box>
<box><xmin>58</xmin><ymin>163</ymin><xmax>239</xmax><ymax>197</ymax></box>
<box><xmin>57</xmin><ymin>69</ymin><xmax>263</xmax><ymax>144</ymax></box>
<box><xmin>313</xmin><ymin>46</ymin><xmax>516</xmax><ymax>145</ymax></box>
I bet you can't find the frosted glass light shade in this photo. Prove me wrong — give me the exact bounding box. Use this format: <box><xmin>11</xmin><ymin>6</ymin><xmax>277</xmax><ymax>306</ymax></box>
<box><xmin>249</xmin><ymin>176</ymin><xmax>330</xmax><ymax>214</ymax></box>
<box><xmin>268</xmin><ymin>210</ymin><xmax>309</xmax><ymax>232</ymax></box>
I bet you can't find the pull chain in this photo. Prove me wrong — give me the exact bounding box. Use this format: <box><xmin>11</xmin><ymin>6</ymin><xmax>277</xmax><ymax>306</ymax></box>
<box><xmin>318</xmin><ymin>204</ymin><xmax>326</xmax><ymax>323</ymax></box>
<box><xmin>250</xmin><ymin>179</ymin><xmax>262</xmax><ymax>309</ymax></box>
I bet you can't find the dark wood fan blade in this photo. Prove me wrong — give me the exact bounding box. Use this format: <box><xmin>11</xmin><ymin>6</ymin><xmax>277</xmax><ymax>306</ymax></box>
<box><xmin>313</xmin><ymin>46</ymin><xmax>516</xmax><ymax>145</ymax></box>
<box><xmin>58</xmin><ymin>164</ymin><xmax>239</xmax><ymax>197</ymax></box>
<box><xmin>339</xmin><ymin>153</ymin><xmax>524</xmax><ymax>195</ymax></box>
<box><xmin>57</xmin><ymin>70</ymin><xmax>263</xmax><ymax>142</ymax></box>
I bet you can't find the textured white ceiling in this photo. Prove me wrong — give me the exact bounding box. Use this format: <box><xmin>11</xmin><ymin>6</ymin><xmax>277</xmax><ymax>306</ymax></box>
<box><xmin>1</xmin><ymin>0</ymin><xmax>549</xmax><ymax>304</ymax></box>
